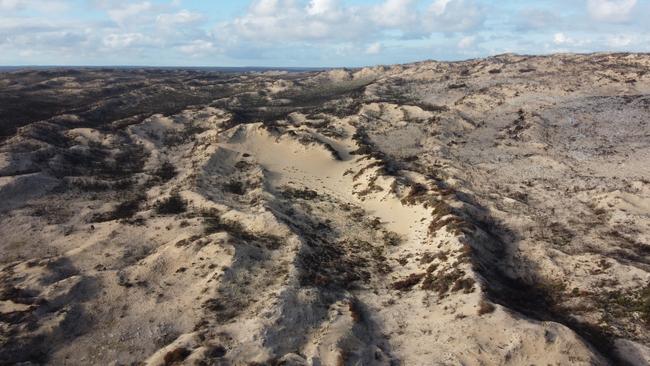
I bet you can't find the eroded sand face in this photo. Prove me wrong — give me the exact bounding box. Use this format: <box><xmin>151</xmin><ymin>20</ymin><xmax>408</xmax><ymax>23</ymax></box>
<box><xmin>0</xmin><ymin>54</ymin><xmax>649</xmax><ymax>365</ymax></box>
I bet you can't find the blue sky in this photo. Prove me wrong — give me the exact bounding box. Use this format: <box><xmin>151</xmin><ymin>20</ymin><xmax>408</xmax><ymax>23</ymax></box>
<box><xmin>0</xmin><ymin>0</ymin><xmax>648</xmax><ymax>66</ymax></box>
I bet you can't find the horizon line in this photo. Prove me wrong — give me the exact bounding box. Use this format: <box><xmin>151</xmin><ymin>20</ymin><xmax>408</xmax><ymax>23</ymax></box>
<box><xmin>2</xmin><ymin>51</ymin><xmax>649</xmax><ymax>71</ymax></box>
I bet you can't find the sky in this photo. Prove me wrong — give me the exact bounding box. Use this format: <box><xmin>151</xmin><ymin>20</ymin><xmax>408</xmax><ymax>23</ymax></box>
<box><xmin>0</xmin><ymin>0</ymin><xmax>649</xmax><ymax>67</ymax></box>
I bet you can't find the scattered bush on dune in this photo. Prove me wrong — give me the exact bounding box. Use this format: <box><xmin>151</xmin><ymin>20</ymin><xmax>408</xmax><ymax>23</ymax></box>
<box><xmin>112</xmin><ymin>194</ymin><xmax>145</xmax><ymax>219</ymax></box>
<box><xmin>280</xmin><ymin>186</ymin><xmax>318</xmax><ymax>200</ymax></box>
<box><xmin>91</xmin><ymin>193</ymin><xmax>146</xmax><ymax>222</ymax></box>
<box><xmin>223</xmin><ymin>180</ymin><xmax>246</xmax><ymax>195</ymax></box>
<box><xmin>153</xmin><ymin>161</ymin><xmax>177</xmax><ymax>182</ymax></box>
<box><xmin>477</xmin><ymin>299</ymin><xmax>496</xmax><ymax>315</ymax></box>
<box><xmin>421</xmin><ymin>268</ymin><xmax>472</xmax><ymax>296</ymax></box>
<box><xmin>163</xmin><ymin>347</ymin><xmax>190</xmax><ymax>365</ymax></box>
<box><xmin>383</xmin><ymin>231</ymin><xmax>403</xmax><ymax>246</ymax></box>
<box><xmin>391</xmin><ymin>273</ymin><xmax>425</xmax><ymax>291</ymax></box>
<box><xmin>155</xmin><ymin>192</ymin><xmax>187</xmax><ymax>215</ymax></box>
<box><xmin>203</xmin><ymin>213</ymin><xmax>283</xmax><ymax>250</ymax></box>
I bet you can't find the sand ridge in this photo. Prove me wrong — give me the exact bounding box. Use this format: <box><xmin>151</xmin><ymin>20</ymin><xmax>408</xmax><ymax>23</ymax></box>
<box><xmin>1</xmin><ymin>53</ymin><xmax>649</xmax><ymax>365</ymax></box>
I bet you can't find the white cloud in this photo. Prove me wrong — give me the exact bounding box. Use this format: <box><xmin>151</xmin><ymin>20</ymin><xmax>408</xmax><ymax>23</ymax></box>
<box><xmin>215</xmin><ymin>0</ymin><xmax>484</xmax><ymax>49</ymax></box>
<box><xmin>458</xmin><ymin>35</ymin><xmax>476</xmax><ymax>49</ymax></box>
<box><xmin>215</xmin><ymin>0</ymin><xmax>363</xmax><ymax>43</ymax></box>
<box><xmin>250</xmin><ymin>0</ymin><xmax>281</xmax><ymax>16</ymax></box>
<box><xmin>103</xmin><ymin>32</ymin><xmax>150</xmax><ymax>48</ymax></box>
<box><xmin>0</xmin><ymin>0</ymin><xmax>23</xmax><ymax>11</ymax></box>
<box><xmin>517</xmin><ymin>8</ymin><xmax>560</xmax><ymax>30</ymax></box>
<box><xmin>1</xmin><ymin>0</ymin><xmax>648</xmax><ymax>66</ymax></box>
<box><xmin>156</xmin><ymin>10</ymin><xmax>204</xmax><ymax>28</ymax></box>
<box><xmin>106</xmin><ymin>2</ymin><xmax>153</xmax><ymax>24</ymax></box>
<box><xmin>430</xmin><ymin>0</ymin><xmax>452</xmax><ymax>15</ymax></box>
<box><xmin>179</xmin><ymin>40</ymin><xmax>218</xmax><ymax>55</ymax></box>
<box><xmin>552</xmin><ymin>32</ymin><xmax>590</xmax><ymax>48</ymax></box>
<box><xmin>424</xmin><ymin>0</ymin><xmax>484</xmax><ymax>32</ymax></box>
<box><xmin>553</xmin><ymin>32</ymin><xmax>570</xmax><ymax>45</ymax></box>
<box><xmin>306</xmin><ymin>0</ymin><xmax>339</xmax><ymax>16</ymax></box>
<box><xmin>366</xmin><ymin>42</ymin><xmax>382</xmax><ymax>54</ymax></box>
<box><xmin>606</xmin><ymin>34</ymin><xmax>633</xmax><ymax>47</ymax></box>
<box><xmin>587</xmin><ymin>0</ymin><xmax>637</xmax><ymax>23</ymax></box>
<box><xmin>0</xmin><ymin>0</ymin><xmax>69</xmax><ymax>13</ymax></box>
<box><xmin>18</xmin><ymin>49</ymin><xmax>38</xmax><ymax>57</ymax></box>
<box><xmin>372</xmin><ymin>0</ymin><xmax>417</xmax><ymax>27</ymax></box>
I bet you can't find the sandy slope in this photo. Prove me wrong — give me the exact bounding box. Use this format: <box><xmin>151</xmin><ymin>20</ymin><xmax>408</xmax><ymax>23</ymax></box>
<box><xmin>1</xmin><ymin>54</ymin><xmax>649</xmax><ymax>365</ymax></box>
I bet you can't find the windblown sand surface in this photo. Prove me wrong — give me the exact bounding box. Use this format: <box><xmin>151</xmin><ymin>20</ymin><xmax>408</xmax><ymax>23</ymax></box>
<box><xmin>1</xmin><ymin>53</ymin><xmax>649</xmax><ymax>365</ymax></box>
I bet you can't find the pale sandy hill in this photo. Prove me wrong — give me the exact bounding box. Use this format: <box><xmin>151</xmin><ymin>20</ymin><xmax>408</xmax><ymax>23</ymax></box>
<box><xmin>1</xmin><ymin>54</ymin><xmax>649</xmax><ymax>365</ymax></box>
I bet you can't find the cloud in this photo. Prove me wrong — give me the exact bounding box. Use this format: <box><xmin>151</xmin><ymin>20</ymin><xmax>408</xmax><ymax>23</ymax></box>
<box><xmin>156</xmin><ymin>10</ymin><xmax>205</xmax><ymax>30</ymax></box>
<box><xmin>458</xmin><ymin>35</ymin><xmax>476</xmax><ymax>49</ymax></box>
<box><xmin>587</xmin><ymin>0</ymin><xmax>637</xmax><ymax>23</ymax></box>
<box><xmin>553</xmin><ymin>32</ymin><xmax>571</xmax><ymax>45</ymax></box>
<box><xmin>552</xmin><ymin>32</ymin><xmax>590</xmax><ymax>48</ymax></box>
<box><xmin>366</xmin><ymin>42</ymin><xmax>383</xmax><ymax>54</ymax></box>
<box><xmin>178</xmin><ymin>40</ymin><xmax>219</xmax><ymax>56</ymax></box>
<box><xmin>211</xmin><ymin>0</ymin><xmax>487</xmax><ymax>60</ymax></box>
<box><xmin>552</xmin><ymin>32</ymin><xmax>585</xmax><ymax>46</ymax></box>
<box><xmin>0</xmin><ymin>16</ymin><xmax>91</xmax><ymax>49</ymax></box>
<box><xmin>516</xmin><ymin>8</ymin><xmax>561</xmax><ymax>31</ymax></box>
<box><xmin>306</xmin><ymin>0</ymin><xmax>340</xmax><ymax>17</ymax></box>
<box><xmin>372</xmin><ymin>0</ymin><xmax>418</xmax><ymax>27</ymax></box>
<box><xmin>1</xmin><ymin>0</ymin><xmax>649</xmax><ymax>67</ymax></box>
<box><xmin>429</xmin><ymin>0</ymin><xmax>451</xmax><ymax>15</ymax></box>
<box><xmin>214</xmin><ymin>0</ymin><xmax>371</xmax><ymax>44</ymax></box>
<box><xmin>0</xmin><ymin>0</ymin><xmax>69</xmax><ymax>13</ymax></box>
<box><xmin>606</xmin><ymin>34</ymin><xmax>633</xmax><ymax>47</ymax></box>
<box><xmin>106</xmin><ymin>2</ymin><xmax>153</xmax><ymax>24</ymax></box>
<box><xmin>0</xmin><ymin>0</ymin><xmax>23</xmax><ymax>11</ymax></box>
<box><xmin>102</xmin><ymin>32</ymin><xmax>152</xmax><ymax>48</ymax></box>
<box><xmin>424</xmin><ymin>0</ymin><xmax>484</xmax><ymax>32</ymax></box>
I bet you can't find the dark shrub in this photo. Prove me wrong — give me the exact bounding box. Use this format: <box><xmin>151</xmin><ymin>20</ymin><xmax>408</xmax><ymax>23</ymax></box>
<box><xmin>112</xmin><ymin>194</ymin><xmax>145</xmax><ymax>219</ymax></box>
<box><xmin>154</xmin><ymin>161</ymin><xmax>177</xmax><ymax>182</ymax></box>
<box><xmin>163</xmin><ymin>347</ymin><xmax>190</xmax><ymax>365</ymax></box>
<box><xmin>281</xmin><ymin>187</ymin><xmax>318</xmax><ymax>200</ymax></box>
<box><xmin>448</xmin><ymin>83</ymin><xmax>467</xmax><ymax>89</ymax></box>
<box><xmin>391</xmin><ymin>273</ymin><xmax>425</xmax><ymax>291</ymax></box>
<box><xmin>477</xmin><ymin>300</ymin><xmax>496</xmax><ymax>315</ymax></box>
<box><xmin>223</xmin><ymin>181</ymin><xmax>246</xmax><ymax>195</ymax></box>
<box><xmin>155</xmin><ymin>193</ymin><xmax>186</xmax><ymax>215</ymax></box>
<box><xmin>91</xmin><ymin>194</ymin><xmax>145</xmax><ymax>222</ymax></box>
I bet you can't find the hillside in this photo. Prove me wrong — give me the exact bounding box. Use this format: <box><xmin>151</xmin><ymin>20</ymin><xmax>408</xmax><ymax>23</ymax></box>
<box><xmin>1</xmin><ymin>53</ymin><xmax>649</xmax><ymax>365</ymax></box>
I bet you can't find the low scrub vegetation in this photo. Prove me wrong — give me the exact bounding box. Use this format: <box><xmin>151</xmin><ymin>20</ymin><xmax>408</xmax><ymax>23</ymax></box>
<box><xmin>153</xmin><ymin>161</ymin><xmax>177</xmax><ymax>182</ymax></box>
<box><xmin>280</xmin><ymin>186</ymin><xmax>318</xmax><ymax>200</ymax></box>
<box><xmin>203</xmin><ymin>214</ymin><xmax>283</xmax><ymax>250</ymax></box>
<box><xmin>92</xmin><ymin>194</ymin><xmax>145</xmax><ymax>222</ymax></box>
<box><xmin>422</xmin><ymin>268</ymin><xmax>474</xmax><ymax>296</ymax></box>
<box><xmin>155</xmin><ymin>192</ymin><xmax>187</xmax><ymax>215</ymax></box>
<box><xmin>223</xmin><ymin>180</ymin><xmax>246</xmax><ymax>195</ymax></box>
<box><xmin>477</xmin><ymin>299</ymin><xmax>496</xmax><ymax>315</ymax></box>
<box><xmin>391</xmin><ymin>273</ymin><xmax>425</xmax><ymax>291</ymax></box>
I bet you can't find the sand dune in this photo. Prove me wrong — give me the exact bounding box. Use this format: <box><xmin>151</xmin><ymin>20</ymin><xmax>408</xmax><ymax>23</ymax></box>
<box><xmin>1</xmin><ymin>54</ymin><xmax>649</xmax><ymax>365</ymax></box>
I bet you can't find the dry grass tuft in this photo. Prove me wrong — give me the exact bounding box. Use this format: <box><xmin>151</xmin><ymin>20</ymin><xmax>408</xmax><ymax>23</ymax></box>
<box><xmin>477</xmin><ymin>300</ymin><xmax>496</xmax><ymax>316</ymax></box>
<box><xmin>391</xmin><ymin>273</ymin><xmax>426</xmax><ymax>291</ymax></box>
<box><xmin>163</xmin><ymin>347</ymin><xmax>191</xmax><ymax>365</ymax></box>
